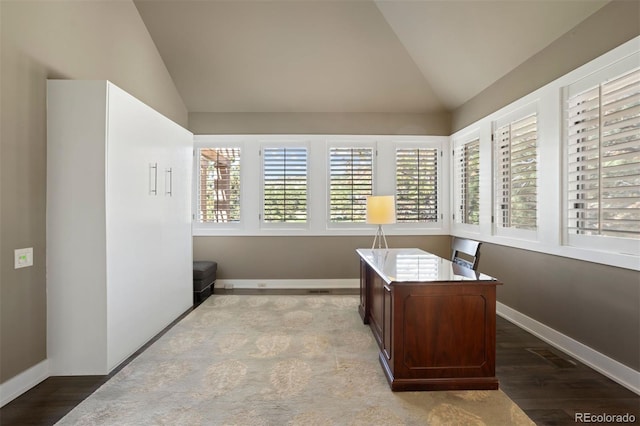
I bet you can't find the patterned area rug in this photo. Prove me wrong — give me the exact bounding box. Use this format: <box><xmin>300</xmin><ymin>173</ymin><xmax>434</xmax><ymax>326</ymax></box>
<box><xmin>57</xmin><ymin>295</ymin><xmax>534</xmax><ymax>425</ymax></box>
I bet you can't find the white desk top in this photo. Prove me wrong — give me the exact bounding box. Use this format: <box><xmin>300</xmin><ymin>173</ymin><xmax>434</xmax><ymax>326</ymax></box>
<box><xmin>356</xmin><ymin>248</ymin><xmax>498</xmax><ymax>284</ymax></box>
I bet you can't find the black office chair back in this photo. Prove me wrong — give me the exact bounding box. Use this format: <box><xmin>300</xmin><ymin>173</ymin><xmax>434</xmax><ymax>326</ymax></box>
<box><xmin>451</xmin><ymin>237</ymin><xmax>481</xmax><ymax>270</ymax></box>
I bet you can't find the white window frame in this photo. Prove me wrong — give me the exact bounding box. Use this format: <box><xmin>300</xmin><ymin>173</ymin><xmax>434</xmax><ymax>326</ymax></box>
<box><xmin>326</xmin><ymin>139</ymin><xmax>377</xmax><ymax>230</ymax></box>
<box><xmin>492</xmin><ymin>102</ymin><xmax>539</xmax><ymax>240</ymax></box>
<box><xmin>451</xmin><ymin>130</ymin><xmax>482</xmax><ymax>233</ymax></box>
<box><xmin>392</xmin><ymin>140</ymin><xmax>443</xmax><ymax>230</ymax></box>
<box><xmin>193</xmin><ymin>136</ymin><xmax>246</xmax><ymax>234</ymax></box>
<box><xmin>193</xmin><ymin>134</ymin><xmax>446</xmax><ymax>237</ymax></box>
<box><xmin>563</xmin><ymin>52</ymin><xmax>640</xmax><ymax>256</ymax></box>
<box><xmin>260</xmin><ymin>141</ymin><xmax>310</xmax><ymax>231</ymax></box>
<box><xmin>451</xmin><ymin>36</ymin><xmax>639</xmax><ymax>271</ymax></box>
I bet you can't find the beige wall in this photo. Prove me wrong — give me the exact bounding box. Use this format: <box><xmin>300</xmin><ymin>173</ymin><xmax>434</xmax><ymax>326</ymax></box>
<box><xmin>452</xmin><ymin>0</ymin><xmax>640</xmax><ymax>132</ymax></box>
<box><xmin>189</xmin><ymin>112</ymin><xmax>451</xmax><ymax>136</ymax></box>
<box><xmin>193</xmin><ymin>235</ymin><xmax>451</xmax><ymax>280</ymax></box>
<box><xmin>0</xmin><ymin>0</ymin><xmax>187</xmax><ymax>383</ymax></box>
<box><xmin>189</xmin><ymin>110</ymin><xmax>453</xmax><ymax>284</ymax></box>
<box><xmin>479</xmin><ymin>243</ymin><xmax>640</xmax><ymax>371</ymax></box>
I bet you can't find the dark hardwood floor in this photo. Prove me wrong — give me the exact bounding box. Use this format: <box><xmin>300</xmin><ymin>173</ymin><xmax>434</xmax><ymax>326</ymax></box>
<box><xmin>1</xmin><ymin>292</ymin><xmax>638</xmax><ymax>426</ymax></box>
<box><xmin>496</xmin><ymin>318</ymin><xmax>639</xmax><ymax>425</ymax></box>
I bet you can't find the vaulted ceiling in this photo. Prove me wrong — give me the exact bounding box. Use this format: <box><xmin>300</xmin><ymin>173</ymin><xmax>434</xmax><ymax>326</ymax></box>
<box><xmin>134</xmin><ymin>0</ymin><xmax>608</xmax><ymax>114</ymax></box>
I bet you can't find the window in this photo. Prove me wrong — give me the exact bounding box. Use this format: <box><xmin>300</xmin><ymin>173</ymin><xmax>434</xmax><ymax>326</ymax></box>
<box><xmin>567</xmin><ymin>67</ymin><xmax>640</xmax><ymax>240</ymax></box>
<box><xmin>494</xmin><ymin>113</ymin><xmax>538</xmax><ymax>230</ymax></box>
<box><xmin>329</xmin><ymin>146</ymin><xmax>373</xmax><ymax>223</ymax></box>
<box><xmin>262</xmin><ymin>146</ymin><xmax>308</xmax><ymax>223</ymax></box>
<box><xmin>194</xmin><ymin>135</ymin><xmax>444</xmax><ymax>236</ymax></box>
<box><xmin>197</xmin><ymin>147</ymin><xmax>241</xmax><ymax>223</ymax></box>
<box><xmin>454</xmin><ymin>139</ymin><xmax>480</xmax><ymax>225</ymax></box>
<box><xmin>395</xmin><ymin>147</ymin><xmax>438</xmax><ymax>222</ymax></box>
<box><xmin>448</xmin><ymin>39</ymin><xmax>638</xmax><ymax>269</ymax></box>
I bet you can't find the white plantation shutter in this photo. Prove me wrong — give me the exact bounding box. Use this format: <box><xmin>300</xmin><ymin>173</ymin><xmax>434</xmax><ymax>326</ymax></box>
<box><xmin>329</xmin><ymin>147</ymin><xmax>373</xmax><ymax>222</ymax></box>
<box><xmin>454</xmin><ymin>139</ymin><xmax>480</xmax><ymax>225</ymax></box>
<box><xmin>567</xmin><ymin>68</ymin><xmax>640</xmax><ymax>239</ymax></box>
<box><xmin>395</xmin><ymin>148</ymin><xmax>438</xmax><ymax>222</ymax></box>
<box><xmin>494</xmin><ymin>113</ymin><xmax>538</xmax><ymax>230</ymax></box>
<box><xmin>262</xmin><ymin>147</ymin><xmax>308</xmax><ymax>223</ymax></box>
<box><xmin>198</xmin><ymin>148</ymin><xmax>241</xmax><ymax>223</ymax></box>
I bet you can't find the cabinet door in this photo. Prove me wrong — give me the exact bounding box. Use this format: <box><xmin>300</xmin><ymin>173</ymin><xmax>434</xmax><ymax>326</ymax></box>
<box><xmin>105</xmin><ymin>83</ymin><xmax>192</xmax><ymax>370</ymax></box>
<box><xmin>382</xmin><ymin>285</ymin><xmax>392</xmax><ymax>360</ymax></box>
<box><xmin>359</xmin><ymin>260</ymin><xmax>369</xmax><ymax>323</ymax></box>
<box><xmin>369</xmin><ymin>272</ymin><xmax>385</xmax><ymax>348</ymax></box>
<box><xmin>156</xmin><ymin>117</ymin><xmax>193</xmax><ymax>311</ymax></box>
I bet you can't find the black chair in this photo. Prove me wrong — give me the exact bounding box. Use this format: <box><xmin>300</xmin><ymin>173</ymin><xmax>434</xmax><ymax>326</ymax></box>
<box><xmin>451</xmin><ymin>237</ymin><xmax>481</xmax><ymax>270</ymax></box>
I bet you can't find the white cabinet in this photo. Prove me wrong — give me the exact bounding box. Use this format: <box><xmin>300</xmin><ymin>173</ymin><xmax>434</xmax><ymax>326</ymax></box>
<box><xmin>46</xmin><ymin>80</ymin><xmax>193</xmax><ymax>375</ymax></box>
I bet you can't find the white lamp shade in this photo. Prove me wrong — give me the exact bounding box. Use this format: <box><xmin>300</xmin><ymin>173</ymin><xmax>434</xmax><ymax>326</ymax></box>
<box><xmin>366</xmin><ymin>195</ymin><xmax>396</xmax><ymax>225</ymax></box>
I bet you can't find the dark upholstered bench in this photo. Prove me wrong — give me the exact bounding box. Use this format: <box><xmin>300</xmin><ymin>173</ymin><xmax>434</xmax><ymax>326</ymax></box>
<box><xmin>193</xmin><ymin>261</ymin><xmax>217</xmax><ymax>304</ymax></box>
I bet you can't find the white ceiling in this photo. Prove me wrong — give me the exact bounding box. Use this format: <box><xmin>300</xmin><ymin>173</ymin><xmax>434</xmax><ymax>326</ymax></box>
<box><xmin>134</xmin><ymin>0</ymin><xmax>609</xmax><ymax>114</ymax></box>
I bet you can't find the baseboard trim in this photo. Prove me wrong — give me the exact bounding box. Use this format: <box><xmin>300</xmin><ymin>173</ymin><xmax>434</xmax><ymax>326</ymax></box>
<box><xmin>0</xmin><ymin>359</ymin><xmax>49</xmax><ymax>407</ymax></box>
<box><xmin>497</xmin><ymin>302</ymin><xmax>640</xmax><ymax>395</ymax></box>
<box><xmin>217</xmin><ymin>278</ymin><xmax>359</xmax><ymax>290</ymax></box>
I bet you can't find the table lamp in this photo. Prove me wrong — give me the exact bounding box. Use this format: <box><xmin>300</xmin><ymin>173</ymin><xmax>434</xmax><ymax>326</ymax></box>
<box><xmin>366</xmin><ymin>195</ymin><xmax>396</xmax><ymax>249</ymax></box>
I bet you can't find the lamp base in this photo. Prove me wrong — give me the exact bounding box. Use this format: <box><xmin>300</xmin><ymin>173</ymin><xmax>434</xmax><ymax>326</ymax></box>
<box><xmin>371</xmin><ymin>225</ymin><xmax>389</xmax><ymax>250</ymax></box>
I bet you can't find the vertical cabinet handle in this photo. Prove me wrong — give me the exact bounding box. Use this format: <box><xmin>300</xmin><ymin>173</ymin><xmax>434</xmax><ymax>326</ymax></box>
<box><xmin>149</xmin><ymin>163</ymin><xmax>158</xmax><ymax>195</ymax></box>
<box><xmin>165</xmin><ymin>168</ymin><xmax>173</xmax><ymax>196</ymax></box>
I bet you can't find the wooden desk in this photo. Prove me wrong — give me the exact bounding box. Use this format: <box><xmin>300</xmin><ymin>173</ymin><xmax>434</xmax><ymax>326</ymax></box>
<box><xmin>357</xmin><ymin>248</ymin><xmax>501</xmax><ymax>391</ymax></box>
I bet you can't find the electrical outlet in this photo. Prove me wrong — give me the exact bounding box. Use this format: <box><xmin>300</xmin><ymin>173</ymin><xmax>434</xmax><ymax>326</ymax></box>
<box><xmin>14</xmin><ymin>248</ymin><xmax>33</xmax><ymax>269</ymax></box>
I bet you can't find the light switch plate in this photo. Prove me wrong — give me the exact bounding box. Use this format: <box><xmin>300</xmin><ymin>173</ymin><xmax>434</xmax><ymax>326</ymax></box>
<box><xmin>14</xmin><ymin>248</ymin><xmax>33</xmax><ymax>269</ymax></box>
